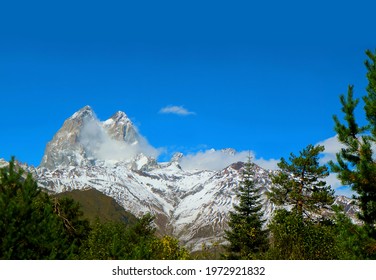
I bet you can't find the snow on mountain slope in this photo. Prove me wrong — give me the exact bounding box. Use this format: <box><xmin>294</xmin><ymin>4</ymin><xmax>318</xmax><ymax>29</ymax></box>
<box><xmin>34</xmin><ymin>106</ymin><xmax>359</xmax><ymax>251</ymax></box>
<box><xmin>37</xmin><ymin>158</ymin><xmax>271</xmax><ymax>250</ymax></box>
<box><xmin>0</xmin><ymin>158</ymin><xmax>8</xmax><ymax>168</ymax></box>
<box><xmin>169</xmin><ymin>162</ymin><xmax>276</xmax><ymax>250</ymax></box>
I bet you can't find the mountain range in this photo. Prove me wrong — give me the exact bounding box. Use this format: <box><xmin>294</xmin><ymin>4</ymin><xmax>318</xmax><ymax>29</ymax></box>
<box><xmin>6</xmin><ymin>106</ymin><xmax>359</xmax><ymax>251</ymax></box>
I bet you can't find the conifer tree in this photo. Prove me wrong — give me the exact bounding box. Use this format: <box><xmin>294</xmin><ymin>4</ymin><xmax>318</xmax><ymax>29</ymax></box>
<box><xmin>0</xmin><ymin>158</ymin><xmax>90</xmax><ymax>259</ymax></box>
<box><xmin>0</xmin><ymin>158</ymin><xmax>63</xmax><ymax>259</ymax></box>
<box><xmin>268</xmin><ymin>144</ymin><xmax>334</xmax><ymax>219</ymax></box>
<box><xmin>267</xmin><ymin>145</ymin><xmax>335</xmax><ymax>259</ymax></box>
<box><xmin>330</xmin><ymin>49</ymin><xmax>376</xmax><ymax>237</ymax></box>
<box><xmin>52</xmin><ymin>196</ymin><xmax>91</xmax><ymax>255</ymax></box>
<box><xmin>225</xmin><ymin>158</ymin><xmax>268</xmax><ymax>259</ymax></box>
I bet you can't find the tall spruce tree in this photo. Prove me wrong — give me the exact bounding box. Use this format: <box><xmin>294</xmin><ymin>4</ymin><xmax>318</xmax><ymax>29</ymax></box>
<box><xmin>268</xmin><ymin>144</ymin><xmax>334</xmax><ymax>219</ymax></box>
<box><xmin>330</xmin><ymin>49</ymin><xmax>376</xmax><ymax>237</ymax></box>
<box><xmin>225</xmin><ymin>158</ymin><xmax>268</xmax><ymax>259</ymax></box>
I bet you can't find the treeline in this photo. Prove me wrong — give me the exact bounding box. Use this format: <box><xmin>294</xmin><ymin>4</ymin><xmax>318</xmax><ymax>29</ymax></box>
<box><xmin>224</xmin><ymin>49</ymin><xmax>376</xmax><ymax>260</ymax></box>
<box><xmin>0</xmin><ymin>159</ymin><xmax>189</xmax><ymax>260</ymax></box>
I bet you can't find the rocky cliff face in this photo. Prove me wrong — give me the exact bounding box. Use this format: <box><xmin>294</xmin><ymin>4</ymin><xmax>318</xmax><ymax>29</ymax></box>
<box><xmin>40</xmin><ymin>106</ymin><xmax>95</xmax><ymax>169</ymax></box>
<box><xmin>102</xmin><ymin>111</ymin><xmax>140</xmax><ymax>144</ymax></box>
<box><xmin>39</xmin><ymin>106</ymin><xmax>146</xmax><ymax>170</ymax></box>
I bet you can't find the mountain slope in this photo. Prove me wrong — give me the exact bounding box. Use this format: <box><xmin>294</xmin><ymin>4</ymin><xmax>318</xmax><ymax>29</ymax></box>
<box><xmin>55</xmin><ymin>188</ymin><xmax>138</xmax><ymax>225</ymax></box>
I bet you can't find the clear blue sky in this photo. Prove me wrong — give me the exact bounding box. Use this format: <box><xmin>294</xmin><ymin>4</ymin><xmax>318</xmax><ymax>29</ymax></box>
<box><xmin>0</xmin><ymin>0</ymin><xmax>375</xmax><ymax>187</ymax></box>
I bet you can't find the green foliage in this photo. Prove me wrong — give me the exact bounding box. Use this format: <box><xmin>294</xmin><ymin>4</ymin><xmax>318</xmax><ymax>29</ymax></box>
<box><xmin>0</xmin><ymin>159</ymin><xmax>190</xmax><ymax>260</ymax></box>
<box><xmin>269</xmin><ymin>144</ymin><xmax>334</xmax><ymax>218</ymax></box>
<box><xmin>266</xmin><ymin>209</ymin><xmax>337</xmax><ymax>260</ymax></box>
<box><xmin>266</xmin><ymin>145</ymin><xmax>337</xmax><ymax>259</ymax></box>
<box><xmin>331</xmin><ymin>207</ymin><xmax>372</xmax><ymax>259</ymax></box>
<box><xmin>79</xmin><ymin>214</ymin><xmax>155</xmax><ymax>260</ymax></box>
<box><xmin>364</xmin><ymin>49</ymin><xmax>376</xmax><ymax>136</ymax></box>
<box><xmin>266</xmin><ymin>206</ymin><xmax>376</xmax><ymax>260</ymax></box>
<box><xmin>193</xmin><ymin>241</ymin><xmax>224</xmax><ymax>260</ymax></box>
<box><xmin>330</xmin><ymin>49</ymin><xmax>376</xmax><ymax>237</ymax></box>
<box><xmin>0</xmin><ymin>157</ymin><xmax>90</xmax><ymax>259</ymax></box>
<box><xmin>225</xmin><ymin>158</ymin><xmax>268</xmax><ymax>259</ymax></box>
<box><xmin>79</xmin><ymin>213</ymin><xmax>190</xmax><ymax>260</ymax></box>
<box><xmin>151</xmin><ymin>235</ymin><xmax>191</xmax><ymax>260</ymax></box>
<box><xmin>52</xmin><ymin>196</ymin><xmax>91</xmax><ymax>254</ymax></box>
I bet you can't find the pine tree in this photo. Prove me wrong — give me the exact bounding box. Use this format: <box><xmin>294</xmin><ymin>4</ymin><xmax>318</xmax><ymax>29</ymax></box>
<box><xmin>0</xmin><ymin>158</ymin><xmax>62</xmax><ymax>259</ymax></box>
<box><xmin>0</xmin><ymin>158</ymin><xmax>90</xmax><ymax>259</ymax></box>
<box><xmin>225</xmin><ymin>158</ymin><xmax>268</xmax><ymax>259</ymax></box>
<box><xmin>331</xmin><ymin>206</ymin><xmax>376</xmax><ymax>259</ymax></box>
<box><xmin>268</xmin><ymin>144</ymin><xmax>334</xmax><ymax>219</ymax></box>
<box><xmin>330</xmin><ymin>49</ymin><xmax>376</xmax><ymax>237</ymax></box>
<box><xmin>266</xmin><ymin>145</ymin><xmax>335</xmax><ymax>259</ymax></box>
<box><xmin>52</xmin><ymin>196</ymin><xmax>91</xmax><ymax>256</ymax></box>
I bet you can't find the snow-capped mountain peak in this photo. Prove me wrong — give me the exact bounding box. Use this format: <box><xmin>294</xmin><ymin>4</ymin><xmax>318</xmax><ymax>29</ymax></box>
<box><xmin>40</xmin><ymin>106</ymin><xmax>146</xmax><ymax>170</ymax></box>
<box><xmin>40</xmin><ymin>106</ymin><xmax>97</xmax><ymax>169</ymax></box>
<box><xmin>35</xmin><ymin>106</ymin><xmax>359</xmax><ymax>251</ymax></box>
<box><xmin>112</xmin><ymin>111</ymin><xmax>129</xmax><ymax>122</ymax></box>
<box><xmin>102</xmin><ymin>111</ymin><xmax>139</xmax><ymax>145</ymax></box>
<box><xmin>69</xmin><ymin>105</ymin><xmax>95</xmax><ymax>121</ymax></box>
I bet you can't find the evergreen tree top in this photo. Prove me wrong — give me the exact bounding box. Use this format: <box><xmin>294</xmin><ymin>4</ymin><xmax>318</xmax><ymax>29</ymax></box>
<box><xmin>269</xmin><ymin>144</ymin><xmax>334</xmax><ymax>219</ymax></box>
<box><xmin>330</xmin><ymin>49</ymin><xmax>376</xmax><ymax>237</ymax></box>
<box><xmin>224</xmin><ymin>156</ymin><xmax>269</xmax><ymax>259</ymax></box>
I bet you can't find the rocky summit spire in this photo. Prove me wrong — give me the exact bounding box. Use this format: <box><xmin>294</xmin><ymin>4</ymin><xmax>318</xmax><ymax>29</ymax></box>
<box><xmin>69</xmin><ymin>105</ymin><xmax>95</xmax><ymax>121</ymax></box>
<box><xmin>102</xmin><ymin>111</ymin><xmax>140</xmax><ymax>145</ymax></box>
<box><xmin>39</xmin><ymin>106</ymin><xmax>97</xmax><ymax>169</ymax></box>
<box><xmin>39</xmin><ymin>106</ymin><xmax>144</xmax><ymax>170</ymax></box>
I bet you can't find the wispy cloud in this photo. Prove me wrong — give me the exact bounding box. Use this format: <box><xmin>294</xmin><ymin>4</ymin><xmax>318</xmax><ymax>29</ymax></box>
<box><xmin>159</xmin><ymin>105</ymin><xmax>195</xmax><ymax>116</ymax></box>
<box><xmin>179</xmin><ymin>149</ymin><xmax>279</xmax><ymax>171</ymax></box>
<box><xmin>316</xmin><ymin>135</ymin><xmax>345</xmax><ymax>165</ymax></box>
<box><xmin>315</xmin><ymin>135</ymin><xmax>354</xmax><ymax>196</ymax></box>
<box><xmin>253</xmin><ymin>157</ymin><xmax>280</xmax><ymax>171</ymax></box>
<box><xmin>79</xmin><ymin>118</ymin><xmax>161</xmax><ymax>162</ymax></box>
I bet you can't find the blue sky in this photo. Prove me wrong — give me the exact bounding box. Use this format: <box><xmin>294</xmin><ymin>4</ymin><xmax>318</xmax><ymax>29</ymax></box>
<box><xmin>1</xmin><ymin>0</ymin><xmax>375</xmax><ymax>196</ymax></box>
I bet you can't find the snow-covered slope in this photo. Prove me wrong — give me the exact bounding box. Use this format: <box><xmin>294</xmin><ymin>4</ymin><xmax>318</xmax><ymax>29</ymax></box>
<box><xmin>32</xmin><ymin>106</ymin><xmax>358</xmax><ymax>251</ymax></box>
<box><xmin>0</xmin><ymin>158</ymin><xmax>8</xmax><ymax>168</ymax></box>
<box><xmin>36</xmin><ymin>158</ymin><xmax>274</xmax><ymax>250</ymax></box>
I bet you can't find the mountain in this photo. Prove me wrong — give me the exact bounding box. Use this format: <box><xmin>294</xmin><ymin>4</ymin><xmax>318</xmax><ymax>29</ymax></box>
<box><xmin>40</xmin><ymin>105</ymin><xmax>95</xmax><ymax>169</ymax></box>
<box><xmin>29</xmin><ymin>106</ymin><xmax>359</xmax><ymax>251</ymax></box>
<box><xmin>39</xmin><ymin>106</ymin><xmax>146</xmax><ymax>170</ymax></box>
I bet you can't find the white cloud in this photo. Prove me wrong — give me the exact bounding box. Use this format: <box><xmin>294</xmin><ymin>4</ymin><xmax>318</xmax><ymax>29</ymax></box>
<box><xmin>253</xmin><ymin>157</ymin><xmax>280</xmax><ymax>171</ymax></box>
<box><xmin>325</xmin><ymin>172</ymin><xmax>342</xmax><ymax>189</ymax></box>
<box><xmin>335</xmin><ymin>186</ymin><xmax>356</xmax><ymax>198</ymax></box>
<box><xmin>79</xmin><ymin>118</ymin><xmax>160</xmax><ymax>162</ymax></box>
<box><xmin>315</xmin><ymin>135</ymin><xmax>351</xmax><ymax>194</ymax></box>
<box><xmin>180</xmin><ymin>149</ymin><xmax>248</xmax><ymax>170</ymax></box>
<box><xmin>175</xmin><ymin>135</ymin><xmax>356</xmax><ymax>197</ymax></box>
<box><xmin>179</xmin><ymin>149</ymin><xmax>279</xmax><ymax>171</ymax></box>
<box><xmin>159</xmin><ymin>105</ymin><xmax>195</xmax><ymax>116</ymax></box>
<box><xmin>316</xmin><ymin>135</ymin><xmax>345</xmax><ymax>165</ymax></box>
